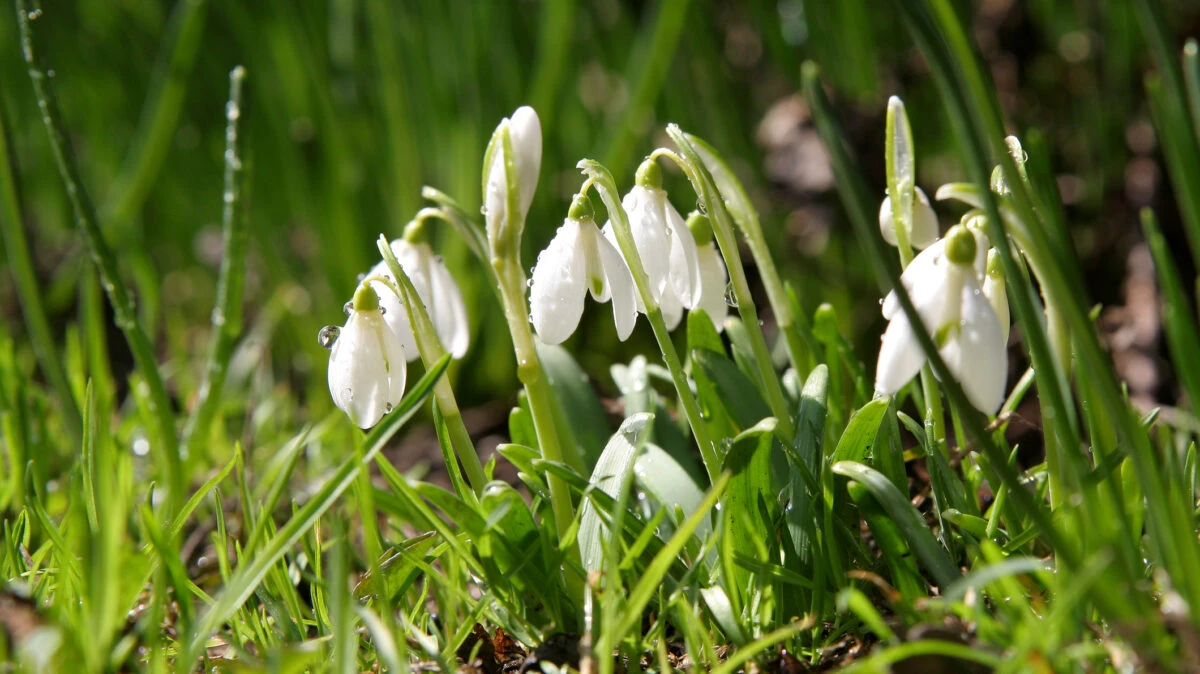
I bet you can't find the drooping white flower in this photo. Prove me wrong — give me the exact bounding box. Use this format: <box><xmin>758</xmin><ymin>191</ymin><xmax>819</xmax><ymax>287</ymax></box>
<box><xmin>686</xmin><ymin>211</ymin><xmax>729</xmax><ymax>331</ymax></box>
<box><xmin>328</xmin><ymin>283</ymin><xmax>408</xmax><ymax>429</ymax></box>
<box><xmin>530</xmin><ymin>194</ymin><xmax>637</xmax><ymax>344</ymax></box>
<box><xmin>875</xmin><ymin>225</ymin><xmax>1007</xmax><ymax>414</ymax></box>
<box><xmin>484</xmin><ymin>106</ymin><xmax>542</xmax><ymax>249</ymax></box>
<box><xmin>879</xmin><ymin>186</ymin><xmax>939</xmax><ymax>249</ymax></box>
<box><xmin>615</xmin><ymin>160</ymin><xmax>701</xmax><ymax>307</ymax></box>
<box><xmin>881</xmin><ymin>226</ymin><xmax>989</xmax><ymax>321</ymax></box>
<box><xmin>364</xmin><ymin>237</ymin><xmax>470</xmax><ymax>361</ymax></box>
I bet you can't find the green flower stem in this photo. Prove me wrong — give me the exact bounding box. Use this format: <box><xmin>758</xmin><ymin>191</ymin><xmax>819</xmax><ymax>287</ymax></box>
<box><xmin>181</xmin><ymin>66</ymin><xmax>249</xmax><ymax>464</ymax></box>
<box><xmin>658</xmin><ymin>128</ymin><xmax>796</xmax><ymax>439</ymax></box>
<box><xmin>17</xmin><ymin>0</ymin><xmax>181</xmax><ymax>512</ymax></box>
<box><xmin>884</xmin><ymin>97</ymin><xmax>947</xmax><ymax>451</ymax></box>
<box><xmin>0</xmin><ymin>93</ymin><xmax>80</xmax><ymax>441</ymax></box>
<box><xmin>375</xmin><ymin>237</ymin><xmax>489</xmax><ymax>497</ymax></box>
<box><xmin>493</xmin><ymin>256</ymin><xmax>583</xmax><ymax>559</ymax></box>
<box><xmin>577</xmin><ymin>161</ymin><xmax>721</xmax><ymax>484</ymax></box>
<box><xmin>668</xmin><ymin>138</ymin><xmax>815</xmax><ymax>375</ymax></box>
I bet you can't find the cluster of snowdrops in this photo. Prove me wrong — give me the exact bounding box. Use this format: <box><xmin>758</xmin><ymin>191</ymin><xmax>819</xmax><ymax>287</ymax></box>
<box><xmin>321</xmin><ymin>100</ymin><xmax>1012</xmax><ymax>434</ymax></box>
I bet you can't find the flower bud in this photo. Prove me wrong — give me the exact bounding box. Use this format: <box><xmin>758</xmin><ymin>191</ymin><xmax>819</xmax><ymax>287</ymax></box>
<box><xmin>483</xmin><ymin>106</ymin><xmax>542</xmax><ymax>258</ymax></box>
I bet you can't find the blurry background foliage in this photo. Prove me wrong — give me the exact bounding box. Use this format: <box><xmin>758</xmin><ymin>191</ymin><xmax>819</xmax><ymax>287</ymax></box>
<box><xmin>2</xmin><ymin>0</ymin><xmax>1199</xmax><ymax>436</ymax></box>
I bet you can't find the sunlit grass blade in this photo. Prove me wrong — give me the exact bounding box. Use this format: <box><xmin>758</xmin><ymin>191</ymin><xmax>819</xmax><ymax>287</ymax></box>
<box><xmin>181</xmin><ymin>65</ymin><xmax>250</xmax><ymax>461</ymax></box>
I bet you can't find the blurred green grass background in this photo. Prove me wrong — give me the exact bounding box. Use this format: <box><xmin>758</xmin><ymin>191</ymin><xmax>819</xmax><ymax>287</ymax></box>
<box><xmin>1</xmin><ymin>0</ymin><xmax>1198</xmax><ymax>424</ymax></box>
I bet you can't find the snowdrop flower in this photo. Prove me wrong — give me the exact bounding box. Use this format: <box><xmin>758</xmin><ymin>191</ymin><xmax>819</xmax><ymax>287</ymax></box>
<box><xmin>484</xmin><ymin>106</ymin><xmax>542</xmax><ymax>254</ymax></box>
<box><xmin>686</xmin><ymin>211</ymin><xmax>729</xmax><ymax>331</ymax></box>
<box><xmin>327</xmin><ymin>283</ymin><xmax>408</xmax><ymax>429</ymax></box>
<box><xmin>362</xmin><ymin>235</ymin><xmax>470</xmax><ymax>362</ymax></box>
<box><xmin>879</xmin><ymin>186</ymin><xmax>939</xmax><ymax>249</ymax></box>
<box><xmin>608</xmin><ymin>159</ymin><xmax>702</xmax><ymax>309</ymax></box>
<box><xmin>881</xmin><ymin>226</ymin><xmax>989</xmax><ymax>322</ymax></box>
<box><xmin>875</xmin><ymin>225</ymin><xmax>1007</xmax><ymax>414</ymax></box>
<box><xmin>530</xmin><ymin>193</ymin><xmax>637</xmax><ymax>344</ymax></box>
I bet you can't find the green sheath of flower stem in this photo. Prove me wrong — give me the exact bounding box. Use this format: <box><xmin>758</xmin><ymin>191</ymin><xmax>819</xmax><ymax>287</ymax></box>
<box><xmin>16</xmin><ymin>0</ymin><xmax>182</xmax><ymax>513</ymax></box>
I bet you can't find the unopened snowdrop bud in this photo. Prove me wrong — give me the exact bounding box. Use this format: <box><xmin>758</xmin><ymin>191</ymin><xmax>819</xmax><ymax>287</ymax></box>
<box><xmin>363</xmin><ymin>234</ymin><xmax>470</xmax><ymax>361</ymax></box>
<box><xmin>614</xmin><ymin>159</ymin><xmax>702</xmax><ymax>308</ymax></box>
<box><xmin>879</xmin><ymin>186</ymin><xmax>939</xmax><ymax>249</ymax></box>
<box><xmin>874</xmin><ymin>224</ymin><xmax>1007</xmax><ymax>414</ymax></box>
<box><xmin>530</xmin><ymin>193</ymin><xmax>637</xmax><ymax>344</ymax></box>
<box><xmin>983</xmin><ymin>249</ymin><xmax>1010</xmax><ymax>343</ymax></box>
<box><xmin>686</xmin><ymin>211</ymin><xmax>729</xmax><ymax>331</ymax></box>
<box><xmin>484</xmin><ymin>106</ymin><xmax>542</xmax><ymax>257</ymax></box>
<box><xmin>327</xmin><ymin>283</ymin><xmax>408</xmax><ymax>429</ymax></box>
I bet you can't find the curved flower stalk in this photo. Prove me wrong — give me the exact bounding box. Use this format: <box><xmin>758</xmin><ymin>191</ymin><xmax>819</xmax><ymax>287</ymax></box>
<box><xmin>327</xmin><ymin>283</ymin><xmax>408</xmax><ymax>429</ymax></box>
<box><xmin>363</xmin><ymin>231</ymin><xmax>470</xmax><ymax>361</ymax></box>
<box><xmin>875</xmin><ymin>225</ymin><xmax>1007</xmax><ymax>415</ymax></box>
<box><xmin>530</xmin><ymin>193</ymin><xmax>637</xmax><ymax>344</ymax></box>
<box><xmin>687</xmin><ymin>211</ymin><xmax>729</xmax><ymax>331</ymax></box>
<box><xmin>483</xmin><ymin>106</ymin><xmax>542</xmax><ymax>257</ymax></box>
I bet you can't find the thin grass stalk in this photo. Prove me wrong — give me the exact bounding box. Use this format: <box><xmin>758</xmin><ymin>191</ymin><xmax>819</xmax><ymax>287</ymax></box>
<box><xmin>577</xmin><ymin>160</ymin><xmax>720</xmax><ymax>483</ymax></box>
<box><xmin>16</xmin><ymin>0</ymin><xmax>181</xmax><ymax>511</ymax></box>
<box><xmin>683</xmin><ymin>135</ymin><xmax>814</xmax><ymax>375</ymax></box>
<box><xmin>0</xmin><ymin>97</ymin><xmax>80</xmax><ymax>440</ymax></box>
<box><xmin>181</xmin><ymin>65</ymin><xmax>250</xmax><ymax>463</ymax></box>
<box><xmin>663</xmin><ymin>127</ymin><xmax>796</xmax><ymax>438</ymax></box>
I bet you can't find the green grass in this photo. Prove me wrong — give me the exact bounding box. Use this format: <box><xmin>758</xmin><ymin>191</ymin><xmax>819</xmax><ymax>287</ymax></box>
<box><xmin>4</xmin><ymin>0</ymin><xmax>1200</xmax><ymax>672</ymax></box>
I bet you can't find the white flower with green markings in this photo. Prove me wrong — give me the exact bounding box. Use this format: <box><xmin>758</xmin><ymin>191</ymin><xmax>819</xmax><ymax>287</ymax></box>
<box><xmin>530</xmin><ymin>193</ymin><xmax>637</xmax><ymax>344</ymax></box>
<box><xmin>875</xmin><ymin>224</ymin><xmax>1007</xmax><ymax>414</ymax></box>
<box><xmin>364</xmin><ymin>236</ymin><xmax>469</xmax><ymax>362</ymax></box>
<box><xmin>603</xmin><ymin>160</ymin><xmax>702</xmax><ymax>319</ymax></box>
<box><xmin>327</xmin><ymin>283</ymin><xmax>408</xmax><ymax>429</ymax></box>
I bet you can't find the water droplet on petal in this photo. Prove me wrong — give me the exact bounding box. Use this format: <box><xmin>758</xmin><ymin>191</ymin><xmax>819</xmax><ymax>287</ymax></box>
<box><xmin>385</xmin><ymin>402</ymin><xmax>393</xmax><ymax>413</ymax></box>
<box><xmin>724</xmin><ymin>282</ymin><xmax>738</xmax><ymax>308</ymax></box>
<box><xmin>343</xmin><ymin>301</ymin><xmax>354</xmax><ymax>316</ymax></box>
<box><xmin>379</xmin><ymin>306</ymin><xmax>386</xmax><ymax>315</ymax></box>
<box><xmin>357</xmin><ymin>272</ymin><xmax>366</xmax><ymax>282</ymax></box>
<box><xmin>318</xmin><ymin>325</ymin><xmax>341</xmax><ymax>349</ymax></box>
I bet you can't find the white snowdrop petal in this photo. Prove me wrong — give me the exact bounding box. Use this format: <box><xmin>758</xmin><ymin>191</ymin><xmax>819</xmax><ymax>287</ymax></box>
<box><xmin>940</xmin><ymin>277</ymin><xmax>1007</xmax><ymax>414</ymax></box>
<box><xmin>874</xmin><ymin>314</ymin><xmax>926</xmax><ymax>396</ymax></box>
<box><xmin>377</xmin><ymin>315</ymin><xmax>409</xmax><ymax>409</ymax></box>
<box><xmin>879</xmin><ymin>195</ymin><xmax>899</xmax><ymax>247</ymax></box>
<box><xmin>983</xmin><ymin>273</ymin><xmax>1009</xmax><ymax>344</ymax></box>
<box><xmin>431</xmin><ymin>259</ymin><xmax>471</xmax><ymax>358</ymax></box>
<box><xmin>328</xmin><ymin>311</ymin><xmax>396</xmax><ymax>429</ymax></box>
<box><xmin>484</xmin><ymin>149</ymin><xmax>507</xmax><ymax>243</ymax></box>
<box><xmin>882</xmin><ymin>237</ymin><xmax>946</xmax><ymax>320</ymax></box>
<box><xmin>595</xmin><ymin>230</ymin><xmax>639</xmax><ymax>341</ymax></box>
<box><xmin>660</xmin><ymin>282</ymin><xmax>684</xmax><ymax>330</ymax></box>
<box><xmin>530</xmin><ymin>219</ymin><xmax>588</xmax><ymax>345</ymax></box>
<box><xmin>665</xmin><ymin>204</ymin><xmax>702</xmax><ymax>308</ymax></box>
<box><xmin>696</xmin><ymin>243</ymin><xmax>729</xmax><ymax>331</ymax></box>
<box><xmin>622</xmin><ymin>186</ymin><xmax>672</xmax><ymax>297</ymax></box>
<box><xmin>510</xmin><ymin>106</ymin><xmax>542</xmax><ymax>219</ymax></box>
<box><xmin>370</xmin><ymin>279</ymin><xmax>420</xmax><ymax>361</ymax></box>
<box><xmin>911</xmin><ymin>187</ymin><xmax>939</xmax><ymax>249</ymax></box>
